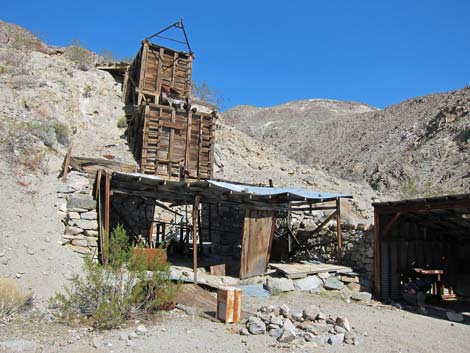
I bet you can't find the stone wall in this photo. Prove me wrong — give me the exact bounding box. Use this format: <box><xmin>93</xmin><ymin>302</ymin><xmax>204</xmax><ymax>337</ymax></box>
<box><xmin>293</xmin><ymin>224</ymin><xmax>375</xmax><ymax>289</ymax></box>
<box><xmin>56</xmin><ymin>171</ymin><xmax>98</xmax><ymax>256</ymax></box>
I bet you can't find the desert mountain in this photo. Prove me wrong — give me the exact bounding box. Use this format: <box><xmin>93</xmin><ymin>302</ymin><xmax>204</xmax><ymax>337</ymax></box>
<box><xmin>224</xmin><ymin>91</ymin><xmax>470</xmax><ymax>197</ymax></box>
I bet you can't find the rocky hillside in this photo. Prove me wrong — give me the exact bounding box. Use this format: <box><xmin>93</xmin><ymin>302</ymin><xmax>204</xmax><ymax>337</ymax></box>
<box><xmin>0</xmin><ymin>20</ymin><xmax>135</xmax><ymax>299</ymax></box>
<box><xmin>0</xmin><ymin>20</ymin><xmax>383</xmax><ymax>300</ymax></box>
<box><xmin>224</xmin><ymin>90</ymin><xmax>470</xmax><ymax>197</ymax></box>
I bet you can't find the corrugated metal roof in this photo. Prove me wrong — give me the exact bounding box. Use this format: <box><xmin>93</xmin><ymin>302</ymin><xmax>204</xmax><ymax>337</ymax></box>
<box><xmin>207</xmin><ymin>180</ymin><xmax>351</xmax><ymax>201</ymax></box>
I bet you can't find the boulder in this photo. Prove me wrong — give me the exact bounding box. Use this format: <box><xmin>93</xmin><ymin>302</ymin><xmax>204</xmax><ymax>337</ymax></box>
<box><xmin>327</xmin><ymin>333</ymin><xmax>345</xmax><ymax>345</ymax></box>
<box><xmin>270</xmin><ymin>315</ymin><xmax>284</xmax><ymax>326</ymax></box>
<box><xmin>65</xmin><ymin>226</ymin><xmax>84</xmax><ymax>235</ymax></box>
<box><xmin>135</xmin><ymin>324</ymin><xmax>147</xmax><ymax>335</ymax></box>
<box><xmin>71</xmin><ymin>239</ymin><xmax>88</xmax><ymax>247</ymax></box>
<box><xmin>81</xmin><ymin>211</ymin><xmax>97</xmax><ymax>220</ymax></box>
<box><xmin>67</xmin><ymin>197</ymin><xmax>96</xmax><ymax>211</ymax></box>
<box><xmin>324</xmin><ymin>277</ymin><xmax>344</xmax><ymax>290</ymax></box>
<box><xmin>317</xmin><ymin>272</ymin><xmax>330</xmax><ymax>280</ymax></box>
<box><xmin>278</xmin><ymin>319</ymin><xmax>297</xmax><ymax>343</ymax></box>
<box><xmin>73</xmin><ymin>219</ymin><xmax>98</xmax><ymax>230</ymax></box>
<box><xmin>446</xmin><ymin>312</ymin><xmax>464</xmax><ymax>322</ymax></box>
<box><xmin>347</xmin><ymin>282</ymin><xmax>361</xmax><ymax>292</ymax></box>
<box><xmin>265</xmin><ymin>278</ymin><xmax>295</xmax><ymax>295</ymax></box>
<box><xmin>85</xmin><ymin>229</ymin><xmax>99</xmax><ymax>237</ymax></box>
<box><xmin>302</xmin><ymin>307</ymin><xmax>319</xmax><ymax>321</ymax></box>
<box><xmin>335</xmin><ymin>316</ymin><xmax>351</xmax><ymax>332</ymax></box>
<box><xmin>247</xmin><ymin>317</ymin><xmax>266</xmax><ymax>335</ymax></box>
<box><xmin>293</xmin><ymin>275</ymin><xmax>323</xmax><ymax>291</ymax></box>
<box><xmin>351</xmin><ymin>292</ymin><xmax>372</xmax><ymax>301</ymax></box>
<box><xmin>68</xmin><ymin>212</ymin><xmax>80</xmax><ymax>220</ymax></box>
<box><xmin>279</xmin><ymin>304</ymin><xmax>291</xmax><ymax>317</ymax></box>
<box><xmin>269</xmin><ymin>328</ymin><xmax>283</xmax><ymax>338</ymax></box>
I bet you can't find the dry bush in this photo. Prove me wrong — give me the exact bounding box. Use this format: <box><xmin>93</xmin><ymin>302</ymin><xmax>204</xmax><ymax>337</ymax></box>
<box><xmin>0</xmin><ymin>278</ymin><xmax>32</xmax><ymax>323</ymax></box>
<box><xmin>51</xmin><ymin>226</ymin><xmax>180</xmax><ymax>329</ymax></box>
<box><xmin>0</xmin><ymin>50</ymin><xmax>30</xmax><ymax>76</ymax></box>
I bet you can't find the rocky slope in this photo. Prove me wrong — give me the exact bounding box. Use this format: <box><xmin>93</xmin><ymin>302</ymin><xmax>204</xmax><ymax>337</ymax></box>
<box><xmin>0</xmin><ymin>20</ymin><xmax>382</xmax><ymax>301</ymax></box>
<box><xmin>224</xmin><ymin>90</ymin><xmax>470</xmax><ymax>197</ymax></box>
<box><xmin>0</xmin><ymin>20</ymin><xmax>135</xmax><ymax>299</ymax></box>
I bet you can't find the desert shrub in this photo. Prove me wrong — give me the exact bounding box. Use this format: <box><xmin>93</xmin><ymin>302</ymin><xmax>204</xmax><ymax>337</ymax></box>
<box><xmin>51</xmin><ymin>225</ymin><xmax>179</xmax><ymax>329</ymax></box>
<box><xmin>0</xmin><ymin>278</ymin><xmax>32</xmax><ymax>323</ymax></box>
<box><xmin>117</xmin><ymin>116</ymin><xmax>127</xmax><ymax>128</ymax></box>
<box><xmin>53</xmin><ymin>122</ymin><xmax>70</xmax><ymax>146</ymax></box>
<box><xmin>0</xmin><ymin>119</ymin><xmax>51</xmax><ymax>173</ymax></box>
<box><xmin>82</xmin><ymin>84</ymin><xmax>93</xmax><ymax>98</ymax></box>
<box><xmin>399</xmin><ymin>178</ymin><xmax>446</xmax><ymax>199</ymax></box>
<box><xmin>66</xmin><ymin>40</ymin><xmax>92</xmax><ymax>71</ymax></box>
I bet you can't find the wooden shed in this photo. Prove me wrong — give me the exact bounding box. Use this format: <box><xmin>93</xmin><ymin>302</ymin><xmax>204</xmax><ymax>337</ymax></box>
<box><xmin>123</xmin><ymin>40</ymin><xmax>193</xmax><ymax>106</ymax></box>
<box><xmin>373</xmin><ymin>194</ymin><xmax>470</xmax><ymax>301</ymax></box>
<box><xmin>95</xmin><ymin>172</ymin><xmax>351</xmax><ymax>280</ymax></box>
<box><xmin>127</xmin><ymin>103</ymin><xmax>216</xmax><ymax>180</ymax></box>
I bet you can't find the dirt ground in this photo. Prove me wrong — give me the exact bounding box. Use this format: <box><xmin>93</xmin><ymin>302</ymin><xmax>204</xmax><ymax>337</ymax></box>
<box><xmin>1</xmin><ymin>289</ymin><xmax>469</xmax><ymax>353</ymax></box>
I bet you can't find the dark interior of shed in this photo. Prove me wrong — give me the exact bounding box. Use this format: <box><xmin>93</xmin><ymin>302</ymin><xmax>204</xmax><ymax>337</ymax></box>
<box><xmin>374</xmin><ymin>196</ymin><xmax>470</xmax><ymax>316</ymax></box>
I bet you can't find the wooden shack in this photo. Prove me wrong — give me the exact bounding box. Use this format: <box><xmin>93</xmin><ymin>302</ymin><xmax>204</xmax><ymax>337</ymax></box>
<box><xmin>123</xmin><ymin>40</ymin><xmax>193</xmax><ymax>106</ymax></box>
<box><xmin>373</xmin><ymin>194</ymin><xmax>470</xmax><ymax>301</ymax></box>
<box><xmin>96</xmin><ymin>173</ymin><xmax>352</xmax><ymax>280</ymax></box>
<box><xmin>127</xmin><ymin>103</ymin><xmax>216</xmax><ymax>179</ymax></box>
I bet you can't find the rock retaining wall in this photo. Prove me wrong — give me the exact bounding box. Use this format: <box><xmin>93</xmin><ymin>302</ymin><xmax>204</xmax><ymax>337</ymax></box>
<box><xmin>294</xmin><ymin>225</ymin><xmax>375</xmax><ymax>289</ymax></box>
<box><xmin>56</xmin><ymin>171</ymin><xmax>98</xmax><ymax>256</ymax></box>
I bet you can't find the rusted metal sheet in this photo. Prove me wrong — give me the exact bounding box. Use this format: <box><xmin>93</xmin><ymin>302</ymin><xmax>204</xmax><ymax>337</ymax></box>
<box><xmin>239</xmin><ymin>209</ymin><xmax>275</xmax><ymax>278</ymax></box>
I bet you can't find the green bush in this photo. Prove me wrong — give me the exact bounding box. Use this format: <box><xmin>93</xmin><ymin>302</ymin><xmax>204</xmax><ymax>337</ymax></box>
<box><xmin>53</xmin><ymin>122</ymin><xmax>70</xmax><ymax>146</ymax></box>
<box><xmin>67</xmin><ymin>40</ymin><xmax>92</xmax><ymax>70</ymax></box>
<box><xmin>117</xmin><ymin>116</ymin><xmax>127</xmax><ymax>128</ymax></box>
<box><xmin>51</xmin><ymin>225</ymin><xmax>179</xmax><ymax>329</ymax></box>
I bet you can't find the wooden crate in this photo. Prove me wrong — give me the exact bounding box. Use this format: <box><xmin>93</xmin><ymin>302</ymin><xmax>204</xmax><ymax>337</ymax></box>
<box><xmin>128</xmin><ymin>103</ymin><xmax>216</xmax><ymax>180</ymax></box>
<box><xmin>216</xmin><ymin>287</ymin><xmax>242</xmax><ymax>323</ymax></box>
<box><xmin>123</xmin><ymin>41</ymin><xmax>193</xmax><ymax>106</ymax></box>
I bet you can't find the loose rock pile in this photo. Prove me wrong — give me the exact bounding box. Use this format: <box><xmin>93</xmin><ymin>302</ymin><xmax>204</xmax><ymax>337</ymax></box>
<box><xmin>241</xmin><ymin>304</ymin><xmax>364</xmax><ymax>347</ymax></box>
<box><xmin>264</xmin><ymin>272</ymin><xmax>372</xmax><ymax>302</ymax></box>
<box><xmin>56</xmin><ymin>171</ymin><xmax>98</xmax><ymax>256</ymax></box>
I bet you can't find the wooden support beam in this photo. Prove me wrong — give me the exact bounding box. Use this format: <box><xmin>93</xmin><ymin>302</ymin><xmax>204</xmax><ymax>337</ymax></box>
<box><xmin>382</xmin><ymin>212</ymin><xmax>401</xmax><ymax>239</ymax></box>
<box><xmin>374</xmin><ymin>210</ymin><xmax>381</xmax><ymax>297</ymax></box>
<box><xmin>336</xmin><ymin>198</ymin><xmax>342</xmax><ymax>261</ymax></box>
<box><xmin>62</xmin><ymin>147</ymin><xmax>72</xmax><ymax>182</ymax></box>
<box><xmin>192</xmin><ymin>194</ymin><xmax>200</xmax><ymax>284</ymax></box>
<box><xmin>309</xmin><ymin>210</ymin><xmax>338</xmax><ymax>236</ymax></box>
<box><xmin>104</xmin><ymin>172</ymin><xmax>111</xmax><ymax>266</ymax></box>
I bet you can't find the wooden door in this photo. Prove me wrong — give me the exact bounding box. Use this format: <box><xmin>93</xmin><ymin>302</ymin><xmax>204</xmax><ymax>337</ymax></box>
<box><xmin>239</xmin><ymin>209</ymin><xmax>275</xmax><ymax>278</ymax></box>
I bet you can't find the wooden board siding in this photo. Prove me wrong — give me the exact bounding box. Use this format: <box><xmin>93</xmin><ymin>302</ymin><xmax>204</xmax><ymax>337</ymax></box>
<box><xmin>239</xmin><ymin>209</ymin><xmax>276</xmax><ymax>279</ymax></box>
<box><xmin>123</xmin><ymin>41</ymin><xmax>193</xmax><ymax>106</ymax></box>
<box><xmin>127</xmin><ymin>103</ymin><xmax>216</xmax><ymax>180</ymax></box>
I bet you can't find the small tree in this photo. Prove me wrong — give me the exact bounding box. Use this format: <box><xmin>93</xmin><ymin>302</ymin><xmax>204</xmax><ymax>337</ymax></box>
<box><xmin>192</xmin><ymin>80</ymin><xmax>223</xmax><ymax>110</ymax></box>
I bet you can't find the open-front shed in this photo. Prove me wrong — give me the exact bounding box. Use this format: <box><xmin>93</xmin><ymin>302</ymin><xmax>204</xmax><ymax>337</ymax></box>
<box><xmin>95</xmin><ymin>171</ymin><xmax>352</xmax><ymax>281</ymax></box>
<box><xmin>373</xmin><ymin>194</ymin><xmax>470</xmax><ymax>301</ymax></box>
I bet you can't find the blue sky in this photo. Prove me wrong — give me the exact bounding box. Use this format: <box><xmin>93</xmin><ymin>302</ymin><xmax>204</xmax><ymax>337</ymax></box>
<box><xmin>2</xmin><ymin>0</ymin><xmax>469</xmax><ymax>110</ymax></box>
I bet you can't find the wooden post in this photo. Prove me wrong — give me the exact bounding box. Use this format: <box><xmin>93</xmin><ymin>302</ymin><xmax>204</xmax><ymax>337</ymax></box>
<box><xmin>62</xmin><ymin>147</ymin><xmax>72</xmax><ymax>182</ymax></box>
<box><xmin>104</xmin><ymin>172</ymin><xmax>111</xmax><ymax>266</ymax></box>
<box><xmin>192</xmin><ymin>194</ymin><xmax>200</xmax><ymax>284</ymax></box>
<box><xmin>287</xmin><ymin>203</ymin><xmax>292</xmax><ymax>254</ymax></box>
<box><xmin>336</xmin><ymin>198</ymin><xmax>342</xmax><ymax>262</ymax></box>
<box><xmin>374</xmin><ymin>209</ymin><xmax>381</xmax><ymax>297</ymax></box>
